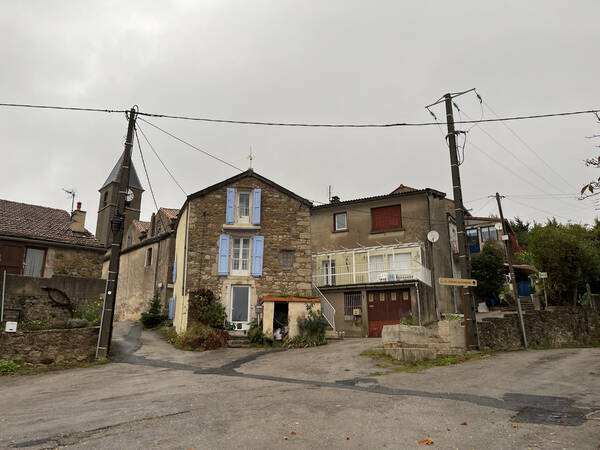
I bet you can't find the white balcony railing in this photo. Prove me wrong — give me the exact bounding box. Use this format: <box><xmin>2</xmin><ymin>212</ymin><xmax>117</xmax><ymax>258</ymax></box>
<box><xmin>312</xmin><ymin>244</ymin><xmax>432</xmax><ymax>288</ymax></box>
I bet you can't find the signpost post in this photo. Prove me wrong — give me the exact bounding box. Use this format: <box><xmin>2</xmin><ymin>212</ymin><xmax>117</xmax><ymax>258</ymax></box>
<box><xmin>439</xmin><ymin>277</ymin><xmax>477</xmax><ymax>350</ymax></box>
<box><xmin>539</xmin><ymin>272</ymin><xmax>548</xmax><ymax>309</ymax></box>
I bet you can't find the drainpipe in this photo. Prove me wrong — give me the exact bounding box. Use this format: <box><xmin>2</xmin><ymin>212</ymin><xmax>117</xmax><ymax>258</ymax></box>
<box><xmin>1</xmin><ymin>270</ymin><xmax>6</xmax><ymax>323</ymax></box>
<box><xmin>415</xmin><ymin>282</ymin><xmax>422</xmax><ymax>326</ymax></box>
<box><xmin>153</xmin><ymin>238</ymin><xmax>162</xmax><ymax>297</ymax></box>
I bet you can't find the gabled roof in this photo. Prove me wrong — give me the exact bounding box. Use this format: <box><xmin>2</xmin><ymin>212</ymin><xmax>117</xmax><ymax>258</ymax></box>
<box><xmin>187</xmin><ymin>169</ymin><xmax>312</xmax><ymax>206</ymax></box>
<box><xmin>390</xmin><ymin>184</ymin><xmax>419</xmax><ymax>194</ymax></box>
<box><xmin>132</xmin><ymin>220</ymin><xmax>150</xmax><ymax>233</ymax></box>
<box><xmin>311</xmin><ymin>188</ymin><xmax>446</xmax><ymax>210</ymax></box>
<box><xmin>159</xmin><ymin>207</ymin><xmax>179</xmax><ymax>221</ymax></box>
<box><xmin>100</xmin><ymin>152</ymin><xmax>144</xmax><ymax>191</ymax></box>
<box><xmin>0</xmin><ymin>199</ymin><xmax>104</xmax><ymax>249</ymax></box>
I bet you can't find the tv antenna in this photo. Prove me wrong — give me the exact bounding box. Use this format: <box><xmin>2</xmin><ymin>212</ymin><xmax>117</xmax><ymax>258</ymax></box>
<box><xmin>63</xmin><ymin>188</ymin><xmax>77</xmax><ymax>214</ymax></box>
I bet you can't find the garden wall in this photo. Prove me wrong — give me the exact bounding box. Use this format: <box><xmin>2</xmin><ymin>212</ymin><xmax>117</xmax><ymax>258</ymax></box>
<box><xmin>1</xmin><ymin>274</ymin><xmax>105</xmax><ymax>325</ymax></box>
<box><xmin>0</xmin><ymin>327</ymin><xmax>99</xmax><ymax>365</ymax></box>
<box><xmin>478</xmin><ymin>308</ymin><xmax>600</xmax><ymax>351</ymax></box>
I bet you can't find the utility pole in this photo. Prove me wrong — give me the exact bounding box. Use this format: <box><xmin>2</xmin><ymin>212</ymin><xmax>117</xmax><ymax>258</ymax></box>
<box><xmin>96</xmin><ymin>107</ymin><xmax>137</xmax><ymax>359</ymax></box>
<box><xmin>495</xmin><ymin>193</ymin><xmax>528</xmax><ymax>349</ymax></box>
<box><xmin>442</xmin><ymin>93</ymin><xmax>478</xmax><ymax>349</ymax></box>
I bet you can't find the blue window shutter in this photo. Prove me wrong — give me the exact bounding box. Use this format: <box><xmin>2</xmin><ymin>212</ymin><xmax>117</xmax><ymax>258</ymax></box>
<box><xmin>172</xmin><ymin>254</ymin><xmax>177</xmax><ymax>283</ymax></box>
<box><xmin>252</xmin><ymin>189</ymin><xmax>261</xmax><ymax>225</ymax></box>
<box><xmin>218</xmin><ymin>234</ymin><xmax>230</xmax><ymax>275</ymax></box>
<box><xmin>251</xmin><ymin>235</ymin><xmax>264</xmax><ymax>277</ymax></box>
<box><xmin>226</xmin><ymin>188</ymin><xmax>235</xmax><ymax>224</ymax></box>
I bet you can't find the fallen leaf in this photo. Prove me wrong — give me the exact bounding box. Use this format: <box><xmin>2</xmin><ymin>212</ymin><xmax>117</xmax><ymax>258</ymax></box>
<box><xmin>282</xmin><ymin>436</ymin><xmax>288</xmax><ymax>440</ymax></box>
<box><xmin>557</xmin><ymin>419</ymin><xmax>566</xmax><ymax>424</ymax></box>
<box><xmin>419</xmin><ymin>438</ymin><xmax>434</xmax><ymax>445</ymax></box>
<box><xmin>461</xmin><ymin>422</ymin><xmax>468</xmax><ymax>426</ymax></box>
<box><xmin>346</xmin><ymin>437</ymin><xmax>351</xmax><ymax>440</ymax></box>
<box><xmin>512</xmin><ymin>424</ymin><xmax>519</xmax><ymax>429</ymax></box>
<box><xmin>291</xmin><ymin>430</ymin><xmax>297</xmax><ymax>435</ymax></box>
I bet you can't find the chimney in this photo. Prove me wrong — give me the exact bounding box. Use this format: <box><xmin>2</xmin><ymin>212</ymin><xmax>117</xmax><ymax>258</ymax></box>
<box><xmin>70</xmin><ymin>202</ymin><xmax>86</xmax><ymax>233</ymax></box>
<box><xmin>150</xmin><ymin>213</ymin><xmax>156</xmax><ymax>236</ymax></box>
<box><xmin>330</xmin><ymin>195</ymin><xmax>340</xmax><ymax>203</ymax></box>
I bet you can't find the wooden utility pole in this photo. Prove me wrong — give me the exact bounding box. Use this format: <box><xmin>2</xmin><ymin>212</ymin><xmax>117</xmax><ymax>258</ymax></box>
<box><xmin>495</xmin><ymin>192</ymin><xmax>528</xmax><ymax>349</ymax></box>
<box><xmin>443</xmin><ymin>94</ymin><xmax>478</xmax><ymax>349</ymax></box>
<box><xmin>96</xmin><ymin>107</ymin><xmax>137</xmax><ymax>359</ymax></box>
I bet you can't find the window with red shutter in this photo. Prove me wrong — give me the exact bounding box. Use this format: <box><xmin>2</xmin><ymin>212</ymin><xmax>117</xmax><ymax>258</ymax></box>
<box><xmin>371</xmin><ymin>205</ymin><xmax>402</xmax><ymax>232</ymax></box>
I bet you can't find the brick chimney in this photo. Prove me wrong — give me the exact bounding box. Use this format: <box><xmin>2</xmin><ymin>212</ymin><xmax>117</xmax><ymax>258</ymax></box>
<box><xmin>70</xmin><ymin>202</ymin><xmax>86</xmax><ymax>233</ymax></box>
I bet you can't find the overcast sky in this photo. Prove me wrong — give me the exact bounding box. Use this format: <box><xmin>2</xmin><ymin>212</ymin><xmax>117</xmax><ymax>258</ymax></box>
<box><xmin>1</xmin><ymin>1</ymin><xmax>599</xmax><ymax>235</ymax></box>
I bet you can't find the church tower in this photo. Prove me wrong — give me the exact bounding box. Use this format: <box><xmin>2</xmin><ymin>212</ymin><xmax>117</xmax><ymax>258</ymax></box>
<box><xmin>96</xmin><ymin>152</ymin><xmax>144</xmax><ymax>247</ymax></box>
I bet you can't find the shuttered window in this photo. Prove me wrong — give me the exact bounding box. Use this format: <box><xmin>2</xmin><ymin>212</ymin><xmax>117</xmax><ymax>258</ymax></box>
<box><xmin>371</xmin><ymin>205</ymin><xmax>402</xmax><ymax>232</ymax></box>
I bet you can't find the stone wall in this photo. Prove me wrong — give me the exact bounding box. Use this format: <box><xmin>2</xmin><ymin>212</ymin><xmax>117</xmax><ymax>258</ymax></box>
<box><xmin>2</xmin><ymin>274</ymin><xmax>105</xmax><ymax>324</ymax></box>
<box><xmin>45</xmin><ymin>246</ymin><xmax>104</xmax><ymax>278</ymax></box>
<box><xmin>0</xmin><ymin>327</ymin><xmax>99</xmax><ymax>365</ymax></box>
<box><xmin>478</xmin><ymin>308</ymin><xmax>600</xmax><ymax>351</ymax></box>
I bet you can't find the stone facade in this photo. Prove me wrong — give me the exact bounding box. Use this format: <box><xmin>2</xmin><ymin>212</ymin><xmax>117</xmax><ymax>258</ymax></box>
<box><xmin>45</xmin><ymin>245</ymin><xmax>104</xmax><ymax>278</ymax></box>
<box><xmin>478</xmin><ymin>308</ymin><xmax>600</xmax><ymax>351</ymax></box>
<box><xmin>0</xmin><ymin>327</ymin><xmax>99</xmax><ymax>365</ymax></box>
<box><xmin>173</xmin><ymin>170</ymin><xmax>312</xmax><ymax>333</ymax></box>
<box><xmin>2</xmin><ymin>274</ymin><xmax>106</xmax><ymax>324</ymax></box>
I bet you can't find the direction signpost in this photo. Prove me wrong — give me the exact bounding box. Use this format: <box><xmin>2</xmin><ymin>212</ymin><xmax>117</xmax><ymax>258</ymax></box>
<box><xmin>439</xmin><ymin>277</ymin><xmax>478</xmax><ymax>350</ymax></box>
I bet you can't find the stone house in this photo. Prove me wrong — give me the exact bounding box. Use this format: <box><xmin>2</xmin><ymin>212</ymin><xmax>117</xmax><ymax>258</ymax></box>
<box><xmin>102</xmin><ymin>207</ymin><xmax>179</xmax><ymax>321</ymax></box>
<box><xmin>310</xmin><ymin>185</ymin><xmax>460</xmax><ymax>337</ymax></box>
<box><xmin>0</xmin><ymin>199</ymin><xmax>104</xmax><ymax>278</ymax></box>
<box><xmin>172</xmin><ymin>169</ymin><xmax>315</xmax><ymax>337</ymax></box>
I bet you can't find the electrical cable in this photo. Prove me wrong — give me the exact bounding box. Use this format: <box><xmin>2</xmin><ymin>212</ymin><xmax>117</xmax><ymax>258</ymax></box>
<box><xmin>505</xmin><ymin>197</ymin><xmax>576</xmax><ymax>222</ymax></box>
<box><xmin>2</xmin><ymin>101</ymin><xmax>599</xmax><ymax>128</ymax></box>
<box><xmin>137</xmin><ymin>117</ymin><xmax>244</xmax><ymax>172</ymax></box>
<box><xmin>136</xmin><ymin>122</ymin><xmax>188</xmax><ymax>196</ymax></box>
<box><xmin>134</xmin><ymin>128</ymin><xmax>159</xmax><ymax>213</ymax></box>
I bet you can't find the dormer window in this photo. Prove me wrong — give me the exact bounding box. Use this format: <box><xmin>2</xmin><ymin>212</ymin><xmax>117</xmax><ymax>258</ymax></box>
<box><xmin>237</xmin><ymin>192</ymin><xmax>251</xmax><ymax>224</ymax></box>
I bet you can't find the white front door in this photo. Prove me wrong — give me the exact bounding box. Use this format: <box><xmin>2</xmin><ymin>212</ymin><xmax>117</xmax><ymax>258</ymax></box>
<box><xmin>230</xmin><ymin>285</ymin><xmax>250</xmax><ymax>330</ymax></box>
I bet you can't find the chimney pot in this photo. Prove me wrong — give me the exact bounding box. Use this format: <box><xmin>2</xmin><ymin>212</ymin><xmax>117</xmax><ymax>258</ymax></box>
<box><xmin>77</xmin><ymin>202</ymin><xmax>82</xmax><ymax>211</ymax></box>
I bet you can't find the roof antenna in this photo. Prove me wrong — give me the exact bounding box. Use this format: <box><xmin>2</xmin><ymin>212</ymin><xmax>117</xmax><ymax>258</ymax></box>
<box><xmin>248</xmin><ymin>146</ymin><xmax>254</xmax><ymax>170</ymax></box>
<box><xmin>62</xmin><ymin>188</ymin><xmax>77</xmax><ymax>214</ymax></box>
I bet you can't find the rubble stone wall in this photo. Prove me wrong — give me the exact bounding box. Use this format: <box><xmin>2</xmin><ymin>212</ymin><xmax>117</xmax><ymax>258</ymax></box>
<box><xmin>0</xmin><ymin>327</ymin><xmax>99</xmax><ymax>365</ymax></box>
<box><xmin>478</xmin><ymin>308</ymin><xmax>600</xmax><ymax>351</ymax></box>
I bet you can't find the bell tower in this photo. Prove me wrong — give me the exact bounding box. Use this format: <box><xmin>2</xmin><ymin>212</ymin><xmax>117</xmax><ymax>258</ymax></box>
<box><xmin>96</xmin><ymin>152</ymin><xmax>144</xmax><ymax>247</ymax></box>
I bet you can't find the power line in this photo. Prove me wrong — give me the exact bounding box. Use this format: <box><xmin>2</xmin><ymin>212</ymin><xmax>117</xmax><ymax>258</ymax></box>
<box><xmin>0</xmin><ymin>102</ymin><xmax>126</xmax><ymax>114</ymax></box>
<box><xmin>1</xmin><ymin>101</ymin><xmax>599</xmax><ymax>128</ymax></box>
<box><xmin>482</xmin><ymin>99</ymin><xmax>578</xmax><ymax>192</ymax></box>
<box><xmin>134</xmin><ymin>129</ymin><xmax>159</xmax><ymax>213</ymax></box>
<box><xmin>137</xmin><ymin>117</ymin><xmax>244</xmax><ymax>172</ymax></box>
<box><xmin>505</xmin><ymin>197</ymin><xmax>577</xmax><ymax>222</ymax></box>
<box><xmin>136</xmin><ymin>122</ymin><xmax>188</xmax><ymax>196</ymax></box>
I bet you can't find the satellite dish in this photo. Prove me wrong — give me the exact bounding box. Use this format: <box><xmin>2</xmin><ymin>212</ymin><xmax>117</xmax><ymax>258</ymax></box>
<box><xmin>125</xmin><ymin>189</ymin><xmax>134</xmax><ymax>202</ymax></box>
<box><xmin>427</xmin><ymin>230</ymin><xmax>440</xmax><ymax>243</ymax></box>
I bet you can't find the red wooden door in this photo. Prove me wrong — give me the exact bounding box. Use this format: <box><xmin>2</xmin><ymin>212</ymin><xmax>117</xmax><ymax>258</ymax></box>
<box><xmin>0</xmin><ymin>242</ymin><xmax>25</xmax><ymax>275</ymax></box>
<box><xmin>368</xmin><ymin>289</ymin><xmax>412</xmax><ymax>337</ymax></box>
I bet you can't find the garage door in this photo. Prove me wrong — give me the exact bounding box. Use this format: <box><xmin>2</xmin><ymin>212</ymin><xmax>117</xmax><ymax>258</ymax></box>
<box><xmin>367</xmin><ymin>289</ymin><xmax>411</xmax><ymax>337</ymax></box>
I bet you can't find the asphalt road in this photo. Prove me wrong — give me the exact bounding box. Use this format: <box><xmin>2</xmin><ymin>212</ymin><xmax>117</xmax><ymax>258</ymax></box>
<box><xmin>0</xmin><ymin>322</ymin><xmax>598</xmax><ymax>449</ymax></box>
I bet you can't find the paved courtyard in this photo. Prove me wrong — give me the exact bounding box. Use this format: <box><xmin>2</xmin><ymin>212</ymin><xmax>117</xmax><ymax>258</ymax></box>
<box><xmin>0</xmin><ymin>322</ymin><xmax>598</xmax><ymax>449</ymax></box>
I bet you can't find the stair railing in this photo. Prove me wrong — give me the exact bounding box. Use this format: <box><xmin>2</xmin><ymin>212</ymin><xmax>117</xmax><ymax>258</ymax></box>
<box><xmin>312</xmin><ymin>282</ymin><xmax>335</xmax><ymax>331</ymax></box>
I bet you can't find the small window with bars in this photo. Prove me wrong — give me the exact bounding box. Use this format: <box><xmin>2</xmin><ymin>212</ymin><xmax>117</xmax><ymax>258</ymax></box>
<box><xmin>344</xmin><ymin>292</ymin><xmax>362</xmax><ymax>320</ymax></box>
<box><xmin>281</xmin><ymin>250</ymin><xmax>294</xmax><ymax>269</ymax></box>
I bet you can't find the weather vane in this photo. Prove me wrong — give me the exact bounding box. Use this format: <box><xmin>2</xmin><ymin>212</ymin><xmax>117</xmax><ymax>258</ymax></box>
<box><xmin>248</xmin><ymin>146</ymin><xmax>254</xmax><ymax>169</ymax></box>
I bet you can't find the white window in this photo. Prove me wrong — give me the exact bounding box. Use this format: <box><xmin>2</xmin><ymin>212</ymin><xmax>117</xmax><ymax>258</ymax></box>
<box><xmin>334</xmin><ymin>212</ymin><xmax>347</xmax><ymax>231</ymax></box>
<box><xmin>237</xmin><ymin>192</ymin><xmax>251</xmax><ymax>223</ymax></box>
<box><xmin>322</xmin><ymin>260</ymin><xmax>336</xmax><ymax>286</ymax></box>
<box><xmin>231</xmin><ymin>237</ymin><xmax>251</xmax><ymax>274</ymax></box>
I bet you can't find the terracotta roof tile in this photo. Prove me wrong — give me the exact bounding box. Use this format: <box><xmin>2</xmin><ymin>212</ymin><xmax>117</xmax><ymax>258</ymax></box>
<box><xmin>159</xmin><ymin>208</ymin><xmax>179</xmax><ymax>220</ymax></box>
<box><xmin>132</xmin><ymin>220</ymin><xmax>150</xmax><ymax>233</ymax></box>
<box><xmin>0</xmin><ymin>199</ymin><xmax>104</xmax><ymax>248</ymax></box>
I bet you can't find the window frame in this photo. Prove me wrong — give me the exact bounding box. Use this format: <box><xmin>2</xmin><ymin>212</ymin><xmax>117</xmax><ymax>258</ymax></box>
<box><xmin>480</xmin><ymin>225</ymin><xmax>499</xmax><ymax>243</ymax></box>
<box><xmin>333</xmin><ymin>212</ymin><xmax>348</xmax><ymax>232</ymax></box>
<box><xmin>236</xmin><ymin>191</ymin><xmax>252</xmax><ymax>224</ymax></box>
<box><xmin>231</xmin><ymin>236</ymin><xmax>252</xmax><ymax>275</ymax></box>
<box><xmin>24</xmin><ymin>247</ymin><xmax>46</xmax><ymax>277</ymax></box>
<box><xmin>281</xmin><ymin>250</ymin><xmax>294</xmax><ymax>270</ymax></box>
<box><xmin>344</xmin><ymin>292</ymin><xmax>362</xmax><ymax>320</ymax></box>
<box><xmin>370</xmin><ymin>204</ymin><xmax>402</xmax><ymax>233</ymax></box>
<box><xmin>146</xmin><ymin>248</ymin><xmax>153</xmax><ymax>267</ymax></box>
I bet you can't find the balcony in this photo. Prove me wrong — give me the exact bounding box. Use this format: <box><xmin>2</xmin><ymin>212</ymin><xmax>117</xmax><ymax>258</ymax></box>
<box><xmin>312</xmin><ymin>243</ymin><xmax>432</xmax><ymax>288</ymax></box>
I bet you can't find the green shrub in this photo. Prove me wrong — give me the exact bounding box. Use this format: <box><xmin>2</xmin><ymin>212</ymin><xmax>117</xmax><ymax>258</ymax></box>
<box><xmin>286</xmin><ymin>304</ymin><xmax>328</xmax><ymax>348</ymax></box>
<box><xmin>188</xmin><ymin>288</ymin><xmax>227</xmax><ymax>329</ymax></box>
<box><xmin>178</xmin><ymin>322</ymin><xmax>229</xmax><ymax>350</ymax></box>
<box><xmin>0</xmin><ymin>359</ymin><xmax>19</xmax><ymax>375</ymax></box>
<box><xmin>248</xmin><ymin>319</ymin><xmax>266</xmax><ymax>344</ymax></box>
<box><xmin>140</xmin><ymin>291</ymin><xmax>168</xmax><ymax>329</ymax></box>
<box><xmin>74</xmin><ymin>298</ymin><xmax>103</xmax><ymax>326</ymax></box>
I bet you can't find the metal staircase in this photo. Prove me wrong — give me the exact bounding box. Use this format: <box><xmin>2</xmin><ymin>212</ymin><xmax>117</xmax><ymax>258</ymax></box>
<box><xmin>312</xmin><ymin>283</ymin><xmax>335</xmax><ymax>331</ymax></box>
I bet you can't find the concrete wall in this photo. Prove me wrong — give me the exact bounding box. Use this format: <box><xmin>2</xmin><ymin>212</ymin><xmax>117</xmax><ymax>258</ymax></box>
<box><xmin>2</xmin><ymin>274</ymin><xmax>106</xmax><ymax>324</ymax></box>
<box><xmin>0</xmin><ymin>327</ymin><xmax>99</xmax><ymax>365</ymax></box>
<box><xmin>261</xmin><ymin>301</ymin><xmax>321</xmax><ymax>338</ymax></box>
<box><xmin>106</xmin><ymin>233</ymin><xmax>175</xmax><ymax>322</ymax></box>
<box><xmin>178</xmin><ymin>174</ymin><xmax>312</xmax><ymax>333</ymax></box>
<box><xmin>45</xmin><ymin>245</ymin><xmax>104</xmax><ymax>279</ymax></box>
<box><xmin>478</xmin><ymin>308</ymin><xmax>600</xmax><ymax>351</ymax></box>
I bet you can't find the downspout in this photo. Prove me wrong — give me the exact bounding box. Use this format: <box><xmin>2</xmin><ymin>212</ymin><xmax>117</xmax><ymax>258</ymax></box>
<box><xmin>415</xmin><ymin>282</ymin><xmax>421</xmax><ymax>326</ymax></box>
<box><xmin>1</xmin><ymin>270</ymin><xmax>6</xmax><ymax>323</ymax></box>
<box><xmin>427</xmin><ymin>193</ymin><xmax>440</xmax><ymax>321</ymax></box>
